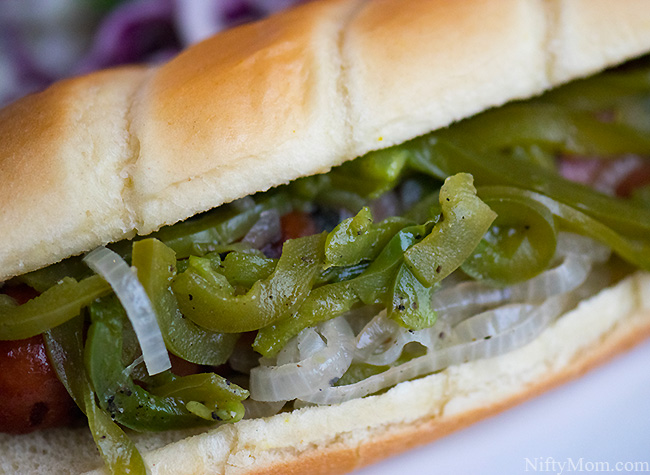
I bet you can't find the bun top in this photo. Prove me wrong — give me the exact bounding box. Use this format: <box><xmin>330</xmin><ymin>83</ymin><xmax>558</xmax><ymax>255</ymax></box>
<box><xmin>2</xmin><ymin>0</ymin><xmax>650</xmax><ymax>282</ymax></box>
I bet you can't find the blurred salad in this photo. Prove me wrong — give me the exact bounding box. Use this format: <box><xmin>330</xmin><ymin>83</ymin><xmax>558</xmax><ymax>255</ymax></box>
<box><xmin>0</xmin><ymin>0</ymin><xmax>304</xmax><ymax>107</ymax></box>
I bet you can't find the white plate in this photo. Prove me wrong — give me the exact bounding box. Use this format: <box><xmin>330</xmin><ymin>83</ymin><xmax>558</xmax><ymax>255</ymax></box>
<box><xmin>353</xmin><ymin>338</ymin><xmax>650</xmax><ymax>474</ymax></box>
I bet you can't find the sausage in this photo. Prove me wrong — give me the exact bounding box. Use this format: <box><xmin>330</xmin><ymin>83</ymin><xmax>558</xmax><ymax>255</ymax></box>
<box><xmin>0</xmin><ymin>335</ymin><xmax>80</xmax><ymax>433</ymax></box>
<box><xmin>0</xmin><ymin>285</ymin><xmax>79</xmax><ymax>433</ymax></box>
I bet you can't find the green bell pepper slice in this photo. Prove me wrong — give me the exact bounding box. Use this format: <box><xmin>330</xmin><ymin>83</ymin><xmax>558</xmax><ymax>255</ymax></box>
<box><xmin>478</xmin><ymin>186</ymin><xmax>650</xmax><ymax>270</ymax></box>
<box><xmin>152</xmin><ymin>194</ymin><xmax>290</xmax><ymax>258</ymax></box>
<box><xmin>44</xmin><ymin>316</ymin><xmax>146</xmax><ymax>475</ymax></box>
<box><xmin>253</xmin><ymin>280</ymin><xmax>358</xmax><ymax>357</ymax></box>
<box><xmin>462</xmin><ymin>191</ymin><xmax>558</xmax><ymax>285</ymax></box>
<box><xmin>438</xmin><ymin>103</ymin><xmax>650</xmax><ymax>156</ymax></box>
<box><xmin>405</xmin><ymin>136</ymin><xmax>650</xmax><ymax>240</ymax></box>
<box><xmin>0</xmin><ymin>275</ymin><xmax>111</xmax><ymax>340</ymax></box>
<box><xmin>389</xmin><ymin>263</ymin><xmax>435</xmax><ymax>330</ymax></box>
<box><xmin>85</xmin><ymin>297</ymin><xmax>246</xmax><ymax>432</ymax></box>
<box><xmin>132</xmin><ymin>238</ymin><xmax>238</xmax><ymax>366</ymax></box>
<box><xmin>172</xmin><ymin>233</ymin><xmax>326</xmax><ymax>333</ymax></box>
<box><xmin>218</xmin><ymin>251</ymin><xmax>277</xmax><ymax>287</ymax></box>
<box><xmin>325</xmin><ymin>206</ymin><xmax>408</xmax><ymax>268</ymax></box>
<box><xmin>403</xmin><ymin>173</ymin><xmax>497</xmax><ymax>286</ymax></box>
<box><xmin>150</xmin><ymin>373</ymin><xmax>248</xmax><ymax>423</ymax></box>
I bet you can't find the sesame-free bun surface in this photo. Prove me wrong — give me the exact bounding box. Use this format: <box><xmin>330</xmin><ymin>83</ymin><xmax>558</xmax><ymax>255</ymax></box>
<box><xmin>3</xmin><ymin>0</ymin><xmax>650</xmax><ymax>280</ymax></box>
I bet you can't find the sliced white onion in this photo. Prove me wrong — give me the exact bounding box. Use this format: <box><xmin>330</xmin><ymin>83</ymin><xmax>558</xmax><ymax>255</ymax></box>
<box><xmin>341</xmin><ymin>304</ymin><xmax>385</xmax><ymax>335</ymax></box>
<box><xmin>355</xmin><ymin>311</ymin><xmax>394</xmax><ymax>354</ymax></box>
<box><xmin>242</xmin><ymin>209</ymin><xmax>282</xmax><ymax>249</ymax></box>
<box><xmin>431</xmin><ymin>255</ymin><xmax>589</xmax><ymax>323</ymax></box>
<box><xmin>354</xmin><ymin>312</ymin><xmax>405</xmax><ymax>366</ymax></box>
<box><xmin>249</xmin><ymin>317</ymin><xmax>355</xmax><ymax>402</ymax></box>
<box><xmin>229</xmin><ymin>340</ymin><xmax>262</xmax><ymax>375</ymax></box>
<box><xmin>299</xmin><ymin>293</ymin><xmax>572</xmax><ymax>405</ymax></box>
<box><xmin>298</xmin><ymin>327</ymin><xmax>327</xmax><ymax>359</ymax></box>
<box><xmin>246</xmin><ymin>232</ymin><xmax>612</xmax><ymax>405</ymax></box>
<box><xmin>555</xmin><ymin>232</ymin><xmax>610</xmax><ymax>263</ymax></box>
<box><xmin>84</xmin><ymin>246</ymin><xmax>171</xmax><ymax>376</ymax></box>
<box><xmin>275</xmin><ymin>332</ymin><xmax>301</xmax><ymax>366</ymax></box>
<box><xmin>450</xmin><ymin>304</ymin><xmax>535</xmax><ymax>343</ymax></box>
<box><xmin>354</xmin><ymin>311</ymin><xmax>449</xmax><ymax>366</ymax></box>
<box><xmin>432</xmin><ymin>233</ymin><xmax>608</xmax><ymax>323</ymax></box>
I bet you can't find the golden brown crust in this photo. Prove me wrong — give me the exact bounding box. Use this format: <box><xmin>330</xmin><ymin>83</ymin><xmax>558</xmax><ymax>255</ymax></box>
<box><xmin>549</xmin><ymin>0</ymin><xmax>650</xmax><ymax>82</ymax></box>
<box><xmin>344</xmin><ymin>0</ymin><xmax>550</xmax><ymax>155</ymax></box>
<box><xmin>0</xmin><ymin>66</ymin><xmax>147</xmax><ymax>281</ymax></box>
<box><xmin>129</xmin><ymin>0</ymin><xmax>362</xmax><ymax>235</ymax></box>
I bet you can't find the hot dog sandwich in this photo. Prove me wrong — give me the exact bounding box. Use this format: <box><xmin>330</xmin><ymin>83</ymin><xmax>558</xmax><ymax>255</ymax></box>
<box><xmin>1</xmin><ymin>0</ymin><xmax>650</xmax><ymax>473</ymax></box>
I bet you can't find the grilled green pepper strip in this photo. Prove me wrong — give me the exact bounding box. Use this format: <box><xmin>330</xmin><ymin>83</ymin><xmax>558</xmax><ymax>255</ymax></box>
<box><xmin>255</xmin><ymin>224</ymin><xmax>431</xmax><ymax>356</ymax></box>
<box><xmin>253</xmin><ymin>280</ymin><xmax>358</xmax><ymax>357</ymax></box>
<box><xmin>354</xmin><ymin>224</ymin><xmax>436</xmax><ymax>329</ymax></box>
<box><xmin>404</xmin><ymin>173</ymin><xmax>496</xmax><ymax>286</ymax></box>
<box><xmin>437</xmin><ymin>103</ymin><xmax>650</xmax><ymax>156</ymax></box>
<box><xmin>389</xmin><ymin>264</ymin><xmax>435</xmax><ymax>330</ymax></box>
<box><xmin>84</xmin><ymin>391</ymin><xmax>147</xmax><ymax>475</ymax></box>
<box><xmin>0</xmin><ymin>275</ymin><xmax>111</xmax><ymax>340</ymax></box>
<box><xmin>286</xmin><ymin>145</ymin><xmax>409</xmax><ymax>211</ymax></box>
<box><xmin>329</xmin><ymin>147</ymin><xmax>409</xmax><ymax>198</ymax></box>
<box><xmin>152</xmin><ymin>194</ymin><xmax>291</xmax><ymax>258</ymax></box>
<box><xmin>218</xmin><ymin>251</ymin><xmax>276</xmax><ymax>287</ymax></box>
<box><xmin>43</xmin><ymin>316</ymin><xmax>86</xmax><ymax>409</ymax></box>
<box><xmin>17</xmin><ymin>242</ymin><xmax>132</xmax><ymax>292</ymax></box>
<box><xmin>132</xmin><ymin>238</ymin><xmax>238</xmax><ymax>366</ymax></box>
<box><xmin>172</xmin><ymin>233</ymin><xmax>326</xmax><ymax>333</ymax></box>
<box><xmin>150</xmin><ymin>373</ymin><xmax>248</xmax><ymax>423</ymax></box>
<box><xmin>325</xmin><ymin>207</ymin><xmax>408</xmax><ymax>268</ymax></box>
<box><xmin>85</xmin><ymin>297</ymin><xmax>227</xmax><ymax>431</ymax></box>
<box><xmin>461</xmin><ymin>192</ymin><xmax>558</xmax><ymax>285</ymax></box>
<box><xmin>541</xmin><ymin>66</ymin><xmax>650</xmax><ymax>114</ymax></box>
<box><xmin>478</xmin><ymin>186</ymin><xmax>650</xmax><ymax>270</ymax></box>
<box><xmin>316</xmin><ymin>262</ymin><xmax>370</xmax><ymax>285</ymax></box>
<box><xmin>509</xmin><ymin>144</ymin><xmax>557</xmax><ymax>171</ymax></box>
<box><xmin>632</xmin><ymin>186</ymin><xmax>650</xmax><ymax>206</ymax></box>
<box><xmin>351</xmin><ymin>224</ymin><xmax>430</xmax><ymax>305</ymax></box>
<box><xmin>44</xmin><ymin>316</ymin><xmax>146</xmax><ymax>475</ymax></box>
<box><xmin>17</xmin><ymin>256</ymin><xmax>91</xmax><ymax>292</ymax></box>
<box><xmin>404</xmin><ymin>136</ymin><xmax>650</xmax><ymax>239</ymax></box>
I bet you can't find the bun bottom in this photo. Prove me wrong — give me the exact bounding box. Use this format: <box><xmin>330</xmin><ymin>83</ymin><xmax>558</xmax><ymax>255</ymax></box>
<box><xmin>354</xmin><ymin>337</ymin><xmax>650</xmax><ymax>475</ymax></box>
<box><xmin>1</xmin><ymin>273</ymin><xmax>648</xmax><ymax>475</ymax></box>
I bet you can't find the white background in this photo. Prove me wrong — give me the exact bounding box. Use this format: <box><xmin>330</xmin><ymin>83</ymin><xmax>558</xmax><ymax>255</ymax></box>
<box><xmin>353</xmin><ymin>338</ymin><xmax>650</xmax><ymax>475</ymax></box>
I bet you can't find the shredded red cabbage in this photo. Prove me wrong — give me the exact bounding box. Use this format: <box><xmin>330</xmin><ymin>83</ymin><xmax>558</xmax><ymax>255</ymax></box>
<box><xmin>0</xmin><ymin>0</ymin><xmax>305</xmax><ymax>107</ymax></box>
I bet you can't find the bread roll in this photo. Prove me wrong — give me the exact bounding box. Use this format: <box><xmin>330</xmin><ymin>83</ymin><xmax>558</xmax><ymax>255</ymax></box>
<box><xmin>1</xmin><ymin>0</ymin><xmax>649</xmax><ymax>474</ymax></box>
<box><xmin>4</xmin><ymin>0</ymin><xmax>650</xmax><ymax>282</ymax></box>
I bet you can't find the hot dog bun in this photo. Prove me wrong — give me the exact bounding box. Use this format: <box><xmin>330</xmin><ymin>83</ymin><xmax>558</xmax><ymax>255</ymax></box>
<box><xmin>1</xmin><ymin>0</ymin><xmax>650</xmax><ymax>474</ymax></box>
<box><xmin>2</xmin><ymin>273</ymin><xmax>648</xmax><ymax>474</ymax></box>
<box><xmin>3</xmin><ymin>0</ymin><xmax>650</xmax><ymax>282</ymax></box>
